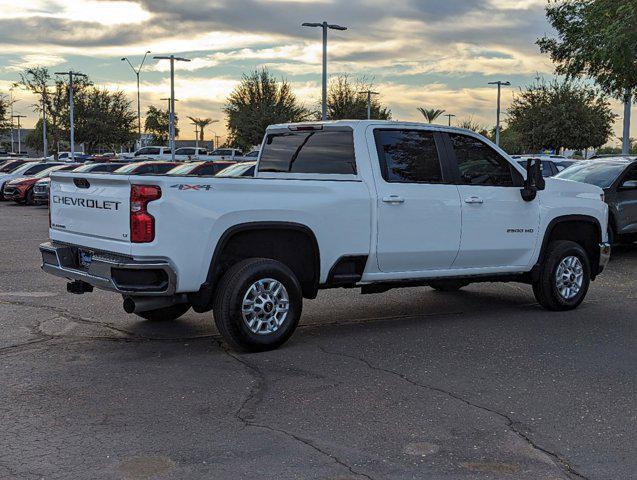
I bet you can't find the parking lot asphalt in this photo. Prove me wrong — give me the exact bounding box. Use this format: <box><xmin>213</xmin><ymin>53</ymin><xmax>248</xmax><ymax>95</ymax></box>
<box><xmin>0</xmin><ymin>201</ymin><xmax>635</xmax><ymax>480</ymax></box>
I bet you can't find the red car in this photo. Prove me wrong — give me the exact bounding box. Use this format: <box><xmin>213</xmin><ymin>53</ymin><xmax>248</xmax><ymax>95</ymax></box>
<box><xmin>3</xmin><ymin>164</ymin><xmax>79</xmax><ymax>205</ymax></box>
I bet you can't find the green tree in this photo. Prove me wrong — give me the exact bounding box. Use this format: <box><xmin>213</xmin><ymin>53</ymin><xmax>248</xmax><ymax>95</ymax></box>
<box><xmin>188</xmin><ymin>117</ymin><xmax>214</xmax><ymax>142</ymax></box>
<box><xmin>506</xmin><ymin>78</ymin><xmax>615</xmax><ymax>153</ymax></box>
<box><xmin>224</xmin><ymin>68</ymin><xmax>309</xmax><ymax>150</ymax></box>
<box><xmin>73</xmin><ymin>88</ymin><xmax>137</xmax><ymax>152</ymax></box>
<box><xmin>323</xmin><ymin>75</ymin><xmax>391</xmax><ymax>121</ymax></box>
<box><xmin>538</xmin><ymin>0</ymin><xmax>637</xmax><ymax>151</ymax></box>
<box><xmin>144</xmin><ymin>105</ymin><xmax>178</xmax><ymax>145</ymax></box>
<box><xmin>457</xmin><ymin>116</ymin><xmax>486</xmax><ymax>134</ymax></box>
<box><xmin>417</xmin><ymin>107</ymin><xmax>445</xmax><ymax>123</ymax></box>
<box><xmin>538</xmin><ymin>0</ymin><xmax>637</xmax><ymax>99</ymax></box>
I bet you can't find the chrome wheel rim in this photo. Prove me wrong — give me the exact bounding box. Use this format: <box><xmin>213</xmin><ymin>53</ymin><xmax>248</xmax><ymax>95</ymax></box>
<box><xmin>241</xmin><ymin>278</ymin><xmax>289</xmax><ymax>335</ymax></box>
<box><xmin>555</xmin><ymin>256</ymin><xmax>584</xmax><ymax>300</ymax></box>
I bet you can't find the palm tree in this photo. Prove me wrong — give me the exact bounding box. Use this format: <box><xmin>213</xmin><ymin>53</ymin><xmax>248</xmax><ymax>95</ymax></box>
<box><xmin>417</xmin><ymin>107</ymin><xmax>445</xmax><ymax>123</ymax></box>
<box><xmin>187</xmin><ymin>117</ymin><xmax>215</xmax><ymax>141</ymax></box>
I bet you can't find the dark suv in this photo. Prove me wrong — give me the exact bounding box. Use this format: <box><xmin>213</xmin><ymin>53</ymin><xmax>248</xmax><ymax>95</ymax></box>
<box><xmin>555</xmin><ymin>157</ymin><xmax>637</xmax><ymax>244</ymax></box>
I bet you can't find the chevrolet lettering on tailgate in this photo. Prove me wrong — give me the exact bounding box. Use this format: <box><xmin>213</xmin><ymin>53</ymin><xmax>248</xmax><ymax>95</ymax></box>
<box><xmin>52</xmin><ymin>195</ymin><xmax>122</xmax><ymax>211</ymax></box>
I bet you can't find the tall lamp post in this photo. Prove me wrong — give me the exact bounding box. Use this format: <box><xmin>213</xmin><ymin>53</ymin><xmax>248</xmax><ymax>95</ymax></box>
<box><xmin>8</xmin><ymin>88</ymin><xmax>16</xmax><ymax>154</ymax></box>
<box><xmin>121</xmin><ymin>51</ymin><xmax>151</xmax><ymax>150</ymax></box>
<box><xmin>358</xmin><ymin>90</ymin><xmax>379</xmax><ymax>119</ymax></box>
<box><xmin>302</xmin><ymin>21</ymin><xmax>348</xmax><ymax>121</ymax></box>
<box><xmin>154</xmin><ymin>55</ymin><xmax>190</xmax><ymax>161</ymax></box>
<box><xmin>444</xmin><ymin>113</ymin><xmax>456</xmax><ymax>127</ymax></box>
<box><xmin>488</xmin><ymin>80</ymin><xmax>510</xmax><ymax>147</ymax></box>
<box><xmin>55</xmin><ymin>71</ymin><xmax>88</xmax><ymax>161</ymax></box>
<box><xmin>622</xmin><ymin>90</ymin><xmax>632</xmax><ymax>155</ymax></box>
<box><xmin>12</xmin><ymin>114</ymin><xmax>26</xmax><ymax>155</ymax></box>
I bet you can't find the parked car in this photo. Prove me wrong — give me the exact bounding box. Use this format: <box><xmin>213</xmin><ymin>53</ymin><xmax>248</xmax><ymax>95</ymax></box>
<box><xmin>41</xmin><ymin>120</ymin><xmax>610</xmax><ymax>352</ymax></box>
<box><xmin>112</xmin><ymin>161</ymin><xmax>179</xmax><ymax>175</ymax></box>
<box><xmin>46</xmin><ymin>152</ymin><xmax>91</xmax><ymax>162</ymax></box>
<box><xmin>214</xmin><ymin>161</ymin><xmax>256</xmax><ymax>177</ymax></box>
<box><xmin>589</xmin><ymin>154</ymin><xmax>637</xmax><ymax>160</ymax></box>
<box><xmin>0</xmin><ymin>161</ymin><xmax>63</xmax><ymax>200</ymax></box>
<box><xmin>243</xmin><ymin>150</ymin><xmax>260</xmax><ymax>160</ymax></box>
<box><xmin>4</xmin><ymin>164</ymin><xmax>78</xmax><ymax>205</ymax></box>
<box><xmin>555</xmin><ymin>157</ymin><xmax>637</xmax><ymax>244</ymax></box>
<box><xmin>172</xmin><ymin>147</ymin><xmax>211</xmax><ymax>161</ymax></box>
<box><xmin>120</xmin><ymin>146</ymin><xmax>172</xmax><ymax>161</ymax></box>
<box><xmin>208</xmin><ymin>148</ymin><xmax>245</xmax><ymax>161</ymax></box>
<box><xmin>33</xmin><ymin>162</ymin><xmax>126</xmax><ymax>205</ymax></box>
<box><xmin>512</xmin><ymin>155</ymin><xmax>577</xmax><ymax>176</ymax></box>
<box><xmin>0</xmin><ymin>159</ymin><xmax>31</xmax><ymax>173</ymax></box>
<box><xmin>167</xmin><ymin>161</ymin><xmax>235</xmax><ymax>176</ymax></box>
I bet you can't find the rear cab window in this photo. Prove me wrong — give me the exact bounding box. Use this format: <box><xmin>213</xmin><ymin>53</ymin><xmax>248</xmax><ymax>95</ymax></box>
<box><xmin>258</xmin><ymin>128</ymin><xmax>356</xmax><ymax>177</ymax></box>
<box><xmin>374</xmin><ymin>129</ymin><xmax>447</xmax><ymax>183</ymax></box>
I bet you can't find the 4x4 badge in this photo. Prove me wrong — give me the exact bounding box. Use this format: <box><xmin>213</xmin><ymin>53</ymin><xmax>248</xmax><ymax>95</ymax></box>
<box><xmin>170</xmin><ymin>184</ymin><xmax>213</xmax><ymax>191</ymax></box>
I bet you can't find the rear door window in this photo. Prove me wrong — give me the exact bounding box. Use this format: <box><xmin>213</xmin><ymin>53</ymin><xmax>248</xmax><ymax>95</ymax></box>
<box><xmin>374</xmin><ymin>129</ymin><xmax>444</xmax><ymax>183</ymax></box>
<box><xmin>259</xmin><ymin>130</ymin><xmax>356</xmax><ymax>174</ymax></box>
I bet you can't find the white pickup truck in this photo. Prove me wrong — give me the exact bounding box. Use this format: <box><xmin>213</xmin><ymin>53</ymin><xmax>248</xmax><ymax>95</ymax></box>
<box><xmin>40</xmin><ymin>121</ymin><xmax>610</xmax><ymax>351</ymax></box>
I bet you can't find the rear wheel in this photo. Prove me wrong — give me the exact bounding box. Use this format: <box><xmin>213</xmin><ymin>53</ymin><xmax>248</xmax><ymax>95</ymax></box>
<box><xmin>136</xmin><ymin>303</ymin><xmax>191</xmax><ymax>321</ymax></box>
<box><xmin>213</xmin><ymin>258</ymin><xmax>302</xmax><ymax>352</ymax></box>
<box><xmin>532</xmin><ymin>240</ymin><xmax>590</xmax><ymax>311</ymax></box>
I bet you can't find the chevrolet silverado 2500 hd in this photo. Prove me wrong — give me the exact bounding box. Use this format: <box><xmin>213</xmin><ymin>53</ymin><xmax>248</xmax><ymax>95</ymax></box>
<box><xmin>40</xmin><ymin>121</ymin><xmax>610</xmax><ymax>351</ymax></box>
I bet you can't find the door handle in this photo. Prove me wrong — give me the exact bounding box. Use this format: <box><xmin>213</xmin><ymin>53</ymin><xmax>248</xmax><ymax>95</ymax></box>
<box><xmin>382</xmin><ymin>195</ymin><xmax>405</xmax><ymax>204</ymax></box>
<box><xmin>464</xmin><ymin>196</ymin><xmax>484</xmax><ymax>204</ymax></box>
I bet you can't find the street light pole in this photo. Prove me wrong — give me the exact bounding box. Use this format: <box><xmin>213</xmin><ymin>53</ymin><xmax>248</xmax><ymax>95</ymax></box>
<box><xmin>488</xmin><ymin>80</ymin><xmax>510</xmax><ymax>146</ymax></box>
<box><xmin>122</xmin><ymin>51</ymin><xmax>151</xmax><ymax>150</ymax></box>
<box><xmin>444</xmin><ymin>113</ymin><xmax>456</xmax><ymax>127</ymax></box>
<box><xmin>302</xmin><ymin>21</ymin><xmax>348</xmax><ymax>121</ymax></box>
<box><xmin>55</xmin><ymin>71</ymin><xmax>88</xmax><ymax>161</ymax></box>
<box><xmin>12</xmin><ymin>114</ymin><xmax>26</xmax><ymax>154</ymax></box>
<box><xmin>8</xmin><ymin>88</ymin><xmax>15</xmax><ymax>154</ymax></box>
<box><xmin>358</xmin><ymin>90</ymin><xmax>379</xmax><ymax>119</ymax></box>
<box><xmin>622</xmin><ymin>89</ymin><xmax>632</xmax><ymax>155</ymax></box>
<box><xmin>154</xmin><ymin>55</ymin><xmax>190</xmax><ymax>161</ymax></box>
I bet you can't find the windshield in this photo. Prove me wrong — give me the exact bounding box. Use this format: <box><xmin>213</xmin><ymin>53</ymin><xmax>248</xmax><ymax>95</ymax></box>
<box><xmin>216</xmin><ymin>162</ymin><xmax>254</xmax><ymax>177</ymax></box>
<box><xmin>167</xmin><ymin>163</ymin><xmax>202</xmax><ymax>175</ymax></box>
<box><xmin>0</xmin><ymin>161</ymin><xmax>25</xmax><ymax>173</ymax></box>
<box><xmin>113</xmin><ymin>163</ymin><xmax>143</xmax><ymax>174</ymax></box>
<box><xmin>34</xmin><ymin>165</ymin><xmax>68</xmax><ymax>178</ymax></box>
<box><xmin>555</xmin><ymin>161</ymin><xmax>627</xmax><ymax>188</ymax></box>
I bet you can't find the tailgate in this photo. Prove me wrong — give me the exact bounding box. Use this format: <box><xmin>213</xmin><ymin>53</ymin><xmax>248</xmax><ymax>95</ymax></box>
<box><xmin>50</xmin><ymin>173</ymin><xmax>131</xmax><ymax>243</ymax></box>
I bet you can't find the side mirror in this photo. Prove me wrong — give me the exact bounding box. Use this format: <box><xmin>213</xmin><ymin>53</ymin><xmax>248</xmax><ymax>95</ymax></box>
<box><xmin>620</xmin><ymin>180</ymin><xmax>637</xmax><ymax>190</ymax></box>
<box><xmin>520</xmin><ymin>158</ymin><xmax>544</xmax><ymax>201</ymax></box>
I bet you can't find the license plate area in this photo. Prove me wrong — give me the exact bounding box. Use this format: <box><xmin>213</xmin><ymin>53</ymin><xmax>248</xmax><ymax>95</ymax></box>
<box><xmin>78</xmin><ymin>249</ymin><xmax>93</xmax><ymax>268</ymax></box>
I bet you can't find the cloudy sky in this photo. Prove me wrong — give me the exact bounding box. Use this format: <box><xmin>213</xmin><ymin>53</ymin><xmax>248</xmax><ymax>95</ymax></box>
<box><xmin>0</xmin><ymin>0</ymin><xmax>632</xmax><ymax>145</ymax></box>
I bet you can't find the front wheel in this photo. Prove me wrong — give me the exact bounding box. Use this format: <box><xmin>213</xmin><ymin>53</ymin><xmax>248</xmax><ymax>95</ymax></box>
<box><xmin>213</xmin><ymin>258</ymin><xmax>302</xmax><ymax>352</ymax></box>
<box><xmin>532</xmin><ymin>240</ymin><xmax>590</xmax><ymax>311</ymax></box>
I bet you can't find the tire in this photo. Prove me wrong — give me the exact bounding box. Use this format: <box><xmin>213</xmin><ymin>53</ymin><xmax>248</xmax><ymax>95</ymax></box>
<box><xmin>607</xmin><ymin>222</ymin><xmax>615</xmax><ymax>246</ymax></box>
<box><xmin>136</xmin><ymin>303</ymin><xmax>191</xmax><ymax>321</ymax></box>
<box><xmin>532</xmin><ymin>240</ymin><xmax>590</xmax><ymax>311</ymax></box>
<box><xmin>25</xmin><ymin>189</ymin><xmax>35</xmax><ymax>206</ymax></box>
<box><xmin>213</xmin><ymin>258</ymin><xmax>302</xmax><ymax>352</ymax></box>
<box><xmin>429</xmin><ymin>280</ymin><xmax>467</xmax><ymax>292</ymax></box>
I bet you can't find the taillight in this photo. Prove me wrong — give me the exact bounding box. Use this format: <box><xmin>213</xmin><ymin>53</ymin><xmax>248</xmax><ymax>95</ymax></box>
<box><xmin>130</xmin><ymin>184</ymin><xmax>161</xmax><ymax>243</ymax></box>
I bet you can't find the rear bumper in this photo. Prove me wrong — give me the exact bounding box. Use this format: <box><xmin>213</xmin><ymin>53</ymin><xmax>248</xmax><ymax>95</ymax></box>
<box><xmin>39</xmin><ymin>241</ymin><xmax>177</xmax><ymax>296</ymax></box>
<box><xmin>598</xmin><ymin>242</ymin><xmax>611</xmax><ymax>274</ymax></box>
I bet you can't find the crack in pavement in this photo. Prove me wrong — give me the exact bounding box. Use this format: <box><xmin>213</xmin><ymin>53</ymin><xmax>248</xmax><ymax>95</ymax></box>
<box><xmin>316</xmin><ymin>344</ymin><xmax>589</xmax><ymax>480</ymax></box>
<box><xmin>215</xmin><ymin>340</ymin><xmax>375</xmax><ymax>480</ymax></box>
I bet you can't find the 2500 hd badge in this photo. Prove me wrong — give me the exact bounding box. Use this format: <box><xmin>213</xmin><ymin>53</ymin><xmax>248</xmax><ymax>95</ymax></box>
<box><xmin>52</xmin><ymin>196</ymin><xmax>122</xmax><ymax>210</ymax></box>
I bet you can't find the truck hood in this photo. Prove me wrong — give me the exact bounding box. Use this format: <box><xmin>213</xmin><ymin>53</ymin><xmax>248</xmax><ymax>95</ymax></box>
<box><xmin>544</xmin><ymin>176</ymin><xmax>604</xmax><ymax>199</ymax></box>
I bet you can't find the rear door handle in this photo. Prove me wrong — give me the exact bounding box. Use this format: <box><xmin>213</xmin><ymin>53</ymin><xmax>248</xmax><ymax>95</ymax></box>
<box><xmin>382</xmin><ymin>195</ymin><xmax>405</xmax><ymax>204</ymax></box>
<box><xmin>464</xmin><ymin>196</ymin><xmax>484</xmax><ymax>204</ymax></box>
